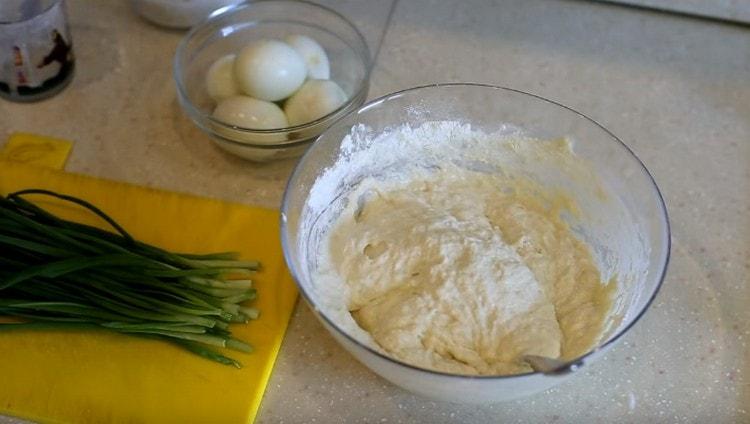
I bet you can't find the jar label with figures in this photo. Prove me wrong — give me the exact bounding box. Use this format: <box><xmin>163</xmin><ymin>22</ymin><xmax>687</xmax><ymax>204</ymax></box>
<box><xmin>0</xmin><ymin>0</ymin><xmax>75</xmax><ymax>101</ymax></box>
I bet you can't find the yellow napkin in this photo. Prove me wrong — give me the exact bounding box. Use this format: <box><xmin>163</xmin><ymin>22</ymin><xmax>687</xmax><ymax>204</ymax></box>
<box><xmin>0</xmin><ymin>132</ymin><xmax>73</xmax><ymax>169</ymax></box>
<box><xmin>0</xmin><ymin>139</ymin><xmax>298</xmax><ymax>423</ymax></box>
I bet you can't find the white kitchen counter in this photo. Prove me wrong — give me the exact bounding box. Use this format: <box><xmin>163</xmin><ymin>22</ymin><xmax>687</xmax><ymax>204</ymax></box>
<box><xmin>1</xmin><ymin>0</ymin><xmax>748</xmax><ymax>422</ymax></box>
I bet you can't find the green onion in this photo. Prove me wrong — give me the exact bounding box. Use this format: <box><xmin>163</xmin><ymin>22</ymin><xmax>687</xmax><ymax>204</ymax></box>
<box><xmin>0</xmin><ymin>189</ymin><xmax>260</xmax><ymax>367</ymax></box>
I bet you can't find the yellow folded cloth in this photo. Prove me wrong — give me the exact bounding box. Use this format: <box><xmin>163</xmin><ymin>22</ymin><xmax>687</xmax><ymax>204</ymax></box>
<box><xmin>0</xmin><ymin>132</ymin><xmax>73</xmax><ymax>170</ymax></box>
<box><xmin>0</xmin><ymin>155</ymin><xmax>297</xmax><ymax>423</ymax></box>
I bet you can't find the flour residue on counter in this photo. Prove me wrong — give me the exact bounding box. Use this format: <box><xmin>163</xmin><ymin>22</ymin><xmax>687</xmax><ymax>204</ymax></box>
<box><xmin>307</xmin><ymin>121</ymin><xmax>625</xmax><ymax>376</ymax></box>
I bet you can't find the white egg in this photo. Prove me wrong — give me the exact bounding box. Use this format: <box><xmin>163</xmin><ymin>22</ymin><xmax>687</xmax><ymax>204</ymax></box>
<box><xmin>284</xmin><ymin>34</ymin><xmax>330</xmax><ymax>80</ymax></box>
<box><xmin>212</xmin><ymin>95</ymin><xmax>288</xmax><ymax>129</ymax></box>
<box><xmin>283</xmin><ymin>79</ymin><xmax>347</xmax><ymax>126</ymax></box>
<box><xmin>205</xmin><ymin>54</ymin><xmax>240</xmax><ymax>101</ymax></box>
<box><xmin>214</xmin><ymin>139</ymin><xmax>280</xmax><ymax>161</ymax></box>
<box><xmin>234</xmin><ymin>39</ymin><xmax>306</xmax><ymax>102</ymax></box>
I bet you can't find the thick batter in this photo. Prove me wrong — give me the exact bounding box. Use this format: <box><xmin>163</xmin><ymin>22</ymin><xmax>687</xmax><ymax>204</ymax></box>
<box><xmin>321</xmin><ymin>168</ymin><xmax>615</xmax><ymax>376</ymax></box>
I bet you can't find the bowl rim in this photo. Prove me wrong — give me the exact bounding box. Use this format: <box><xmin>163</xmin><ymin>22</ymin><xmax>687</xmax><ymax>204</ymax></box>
<box><xmin>280</xmin><ymin>82</ymin><xmax>672</xmax><ymax>380</ymax></box>
<box><xmin>173</xmin><ymin>0</ymin><xmax>372</xmax><ymax>141</ymax></box>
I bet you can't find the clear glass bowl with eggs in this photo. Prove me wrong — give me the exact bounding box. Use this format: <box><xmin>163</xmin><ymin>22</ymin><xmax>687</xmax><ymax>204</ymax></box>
<box><xmin>174</xmin><ymin>0</ymin><xmax>371</xmax><ymax>162</ymax></box>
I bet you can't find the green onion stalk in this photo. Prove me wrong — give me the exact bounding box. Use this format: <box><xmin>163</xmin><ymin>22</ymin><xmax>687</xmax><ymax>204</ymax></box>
<box><xmin>0</xmin><ymin>189</ymin><xmax>260</xmax><ymax>368</ymax></box>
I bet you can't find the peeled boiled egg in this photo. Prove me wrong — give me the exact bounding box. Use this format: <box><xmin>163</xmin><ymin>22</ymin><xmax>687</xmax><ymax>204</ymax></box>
<box><xmin>234</xmin><ymin>39</ymin><xmax>306</xmax><ymax>102</ymax></box>
<box><xmin>284</xmin><ymin>34</ymin><xmax>330</xmax><ymax>80</ymax></box>
<box><xmin>205</xmin><ymin>54</ymin><xmax>240</xmax><ymax>101</ymax></box>
<box><xmin>213</xmin><ymin>95</ymin><xmax>288</xmax><ymax>129</ymax></box>
<box><xmin>283</xmin><ymin>79</ymin><xmax>347</xmax><ymax>126</ymax></box>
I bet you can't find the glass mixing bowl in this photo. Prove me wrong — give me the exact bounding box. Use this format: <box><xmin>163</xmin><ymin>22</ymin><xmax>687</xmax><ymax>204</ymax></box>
<box><xmin>174</xmin><ymin>0</ymin><xmax>370</xmax><ymax>162</ymax></box>
<box><xmin>280</xmin><ymin>83</ymin><xmax>670</xmax><ymax>403</ymax></box>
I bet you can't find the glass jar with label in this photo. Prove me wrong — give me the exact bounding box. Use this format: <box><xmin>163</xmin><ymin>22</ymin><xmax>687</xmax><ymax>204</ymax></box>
<box><xmin>0</xmin><ymin>0</ymin><xmax>75</xmax><ymax>102</ymax></box>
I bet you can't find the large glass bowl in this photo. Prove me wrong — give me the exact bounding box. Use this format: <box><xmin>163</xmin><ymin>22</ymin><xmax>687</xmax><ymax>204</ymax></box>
<box><xmin>174</xmin><ymin>0</ymin><xmax>370</xmax><ymax>162</ymax></box>
<box><xmin>280</xmin><ymin>83</ymin><xmax>670</xmax><ymax>402</ymax></box>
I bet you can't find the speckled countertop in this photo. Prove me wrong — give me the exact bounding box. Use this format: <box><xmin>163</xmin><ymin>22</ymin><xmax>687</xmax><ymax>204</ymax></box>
<box><xmin>1</xmin><ymin>0</ymin><xmax>748</xmax><ymax>423</ymax></box>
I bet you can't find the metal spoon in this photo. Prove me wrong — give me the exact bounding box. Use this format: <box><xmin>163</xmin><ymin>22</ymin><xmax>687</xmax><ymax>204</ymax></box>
<box><xmin>523</xmin><ymin>355</ymin><xmax>583</xmax><ymax>375</ymax></box>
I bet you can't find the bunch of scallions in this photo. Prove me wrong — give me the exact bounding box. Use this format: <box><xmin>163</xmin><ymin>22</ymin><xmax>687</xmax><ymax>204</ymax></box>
<box><xmin>0</xmin><ymin>189</ymin><xmax>260</xmax><ymax>368</ymax></box>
